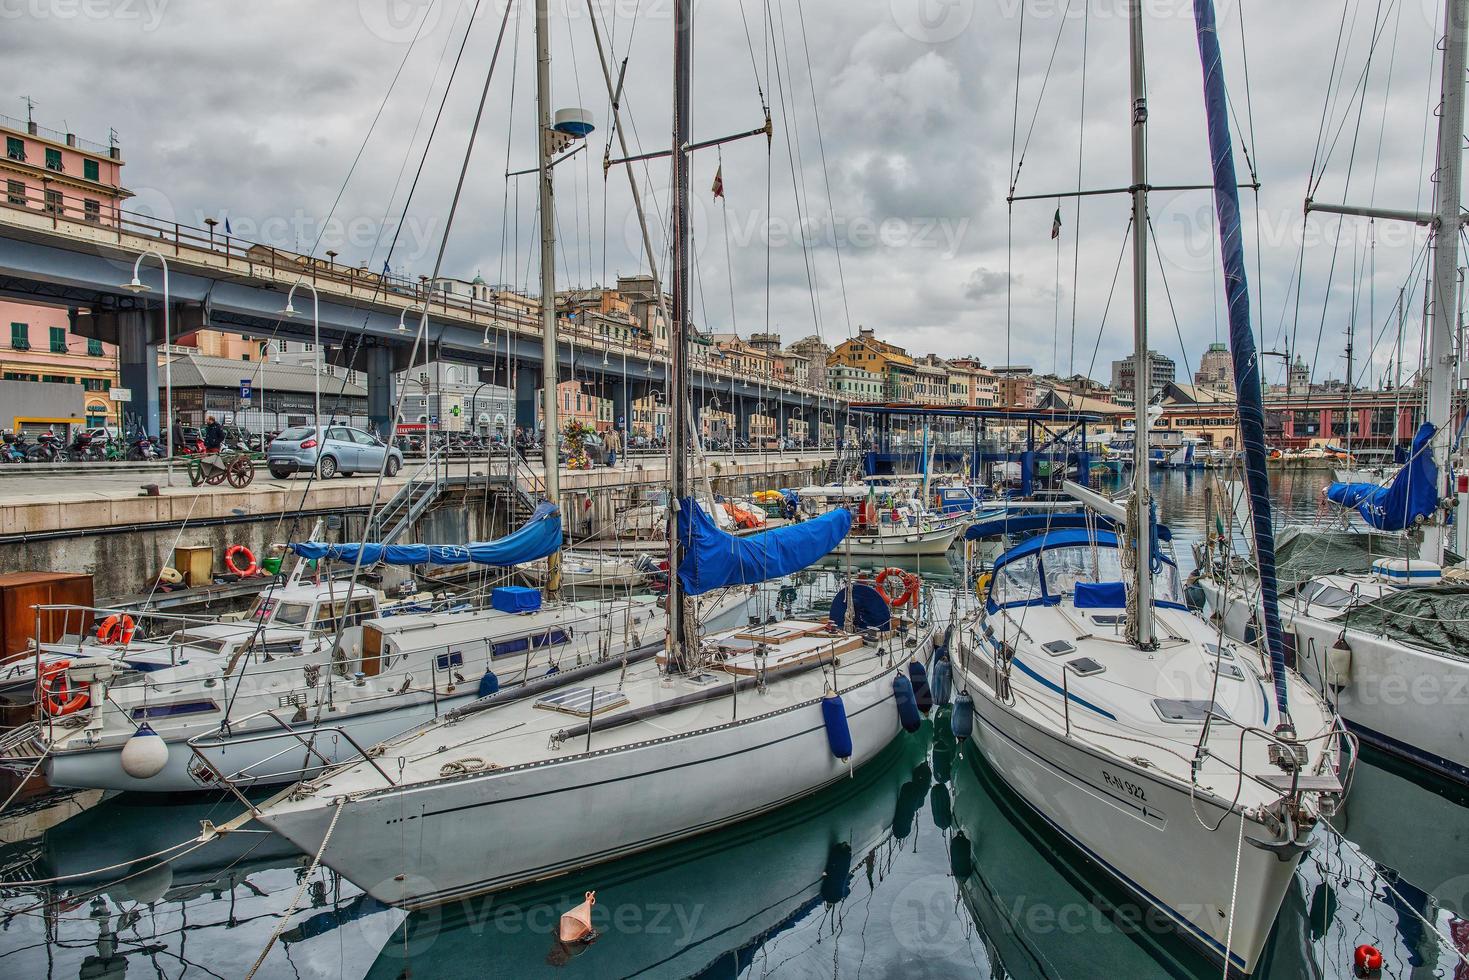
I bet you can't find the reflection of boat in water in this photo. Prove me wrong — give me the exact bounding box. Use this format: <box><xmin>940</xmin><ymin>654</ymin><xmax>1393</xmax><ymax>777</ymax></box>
<box><xmin>0</xmin><ymin>792</ymin><xmax>404</xmax><ymax>977</ymax></box>
<box><xmin>365</xmin><ymin>733</ymin><xmax>930</xmax><ymax>979</ymax></box>
<box><xmin>950</xmin><ymin>739</ymin><xmax>1215</xmax><ymax>979</ymax></box>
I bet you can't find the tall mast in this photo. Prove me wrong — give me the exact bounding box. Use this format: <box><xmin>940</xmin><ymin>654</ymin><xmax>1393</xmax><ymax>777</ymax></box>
<box><xmin>1422</xmin><ymin>0</ymin><xmax>1466</xmax><ymax>563</ymax></box>
<box><xmin>1127</xmin><ymin>0</ymin><xmax>1155</xmax><ymax>648</ymax></box>
<box><xmin>535</xmin><ymin>0</ymin><xmax>561</xmax><ymax>594</ymax></box>
<box><xmin>666</xmin><ymin>0</ymin><xmax>696</xmax><ymax>669</ymax></box>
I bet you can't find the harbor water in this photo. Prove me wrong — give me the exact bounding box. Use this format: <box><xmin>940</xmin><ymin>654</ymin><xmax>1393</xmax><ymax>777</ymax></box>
<box><xmin>1</xmin><ymin>469</ymin><xmax>1466</xmax><ymax>979</ymax></box>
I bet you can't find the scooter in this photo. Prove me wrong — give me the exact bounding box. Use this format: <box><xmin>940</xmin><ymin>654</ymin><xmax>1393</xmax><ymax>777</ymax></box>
<box><xmin>27</xmin><ymin>431</ymin><xmax>60</xmax><ymax>463</ymax></box>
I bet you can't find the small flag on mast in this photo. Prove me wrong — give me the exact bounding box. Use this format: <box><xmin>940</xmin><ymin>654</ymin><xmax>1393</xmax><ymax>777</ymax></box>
<box><xmin>1050</xmin><ymin>207</ymin><xmax>1062</xmax><ymax>240</ymax></box>
<box><xmin>711</xmin><ymin>165</ymin><xmax>724</xmax><ymax>200</ymax></box>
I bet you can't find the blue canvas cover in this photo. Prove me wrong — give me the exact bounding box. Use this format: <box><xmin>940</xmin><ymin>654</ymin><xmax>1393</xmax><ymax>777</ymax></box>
<box><xmin>491</xmin><ymin>586</ymin><xmax>542</xmax><ymax>613</ymax></box>
<box><xmin>1074</xmin><ymin>581</ymin><xmax>1127</xmax><ymax>609</ymax></box>
<box><xmin>829</xmin><ymin>580</ymin><xmax>892</xmax><ymax>631</ymax></box>
<box><xmin>676</xmin><ymin>497</ymin><xmax>849</xmax><ymax>595</ymax></box>
<box><xmin>290</xmin><ymin>501</ymin><xmax>562</xmax><ymax>567</ymax></box>
<box><xmin>1325</xmin><ymin>422</ymin><xmax>1440</xmax><ymax>531</ymax></box>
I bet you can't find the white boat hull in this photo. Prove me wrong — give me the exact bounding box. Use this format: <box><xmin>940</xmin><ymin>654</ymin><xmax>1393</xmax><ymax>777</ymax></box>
<box><xmin>967</xmin><ymin>683</ymin><xmax>1299</xmax><ymax>974</ymax></box>
<box><xmin>843</xmin><ymin>522</ymin><xmax>961</xmax><ymax>557</ymax></box>
<box><xmin>261</xmin><ymin>661</ymin><xmax>914</xmax><ymax>907</ymax></box>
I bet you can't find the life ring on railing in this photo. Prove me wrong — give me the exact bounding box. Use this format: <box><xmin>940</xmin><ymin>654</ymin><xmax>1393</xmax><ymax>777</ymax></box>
<box><xmin>876</xmin><ymin>567</ymin><xmax>920</xmax><ymax>608</ymax></box>
<box><xmin>225</xmin><ymin>544</ymin><xmax>258</xmax><ymax>577</ymax></box>
<box><xmin>97</xmin><ymin>614</ymin><xmax>135</xmax><ymax>645</ymax></box>
<box><xmin>40</xmin><ymin>659</ymin><xmax>88</xmax><ymax>715</ymax></box>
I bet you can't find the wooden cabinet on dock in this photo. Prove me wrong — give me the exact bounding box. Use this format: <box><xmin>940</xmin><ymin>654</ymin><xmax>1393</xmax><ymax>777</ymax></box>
<box><xmin>0</xmin><ymin>572</ymin><xmax>94</xmax><ymax>664</ymax></box>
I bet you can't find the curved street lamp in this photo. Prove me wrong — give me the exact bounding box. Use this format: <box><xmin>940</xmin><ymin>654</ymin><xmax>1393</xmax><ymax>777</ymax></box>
<box><xmin>121</xmin><ymin>250</ymin><xmax>172</xmax><ymax>486</ymax></box>
<box><xmin>280</xmin><ymin>281</ymin><xmax>321</xmax><ymax>443</ymax></box>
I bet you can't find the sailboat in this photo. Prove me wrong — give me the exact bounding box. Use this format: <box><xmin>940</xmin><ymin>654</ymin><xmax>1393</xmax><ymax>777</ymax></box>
<box><xmin>1198</xmin><ymin>0</ymin><xmax>1469</xmax><ymax>787</ymax></box>
<box><xmin>244</xmin><ymin>0</ymin><xmax>933</xmax><ymax>909</ymax></box>
<box><xmin>0</xmin><ymin>29</ymin><xmax>752</xmax><ymax>794</ymax></box>
<box><xmin>950</xmin><ymin>4</ymin><xmax>1347</xmax><ymax>975</ymax></box>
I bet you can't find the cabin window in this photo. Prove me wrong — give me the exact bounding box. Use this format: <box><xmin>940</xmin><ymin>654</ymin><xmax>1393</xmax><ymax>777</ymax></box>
<box><xmin>274</xmin><ymin>602</ymin><xmax>313</xmax><ymax>627</ymax></box>
<box><xmin>131</xmin><ymin>700</ymin><xmax>219</xmax><ymax>720</ymax></box>
<box><xmin>435</xmin><ymin>650</ymin><xmax>465</xmax><ymax>671</ymax></box>
<box><xmin>1041</xmin><ymin>545</ymin><xmax>1122</xmax><ymax>598</ymax></box>
<box><xmin>490</xmin><ymin>627</ymin><xmax>571</xmax><ymax>658</ymax></box>
<box><xmin>993</xmin><ymin>558</ymin><xmax>1042</xmax><ymax>606</ymax></box>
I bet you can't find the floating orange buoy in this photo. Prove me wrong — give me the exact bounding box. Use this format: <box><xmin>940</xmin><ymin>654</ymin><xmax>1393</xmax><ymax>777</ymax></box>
<box><xmin>559</xmin><ymin>890</ymin><xmax>596</xmax><ymax>944</ymax></box>
<box><xmin>1353</xmin><ymin>944</ymin><xmax>1383</xmax><ymax>977</ymax></box>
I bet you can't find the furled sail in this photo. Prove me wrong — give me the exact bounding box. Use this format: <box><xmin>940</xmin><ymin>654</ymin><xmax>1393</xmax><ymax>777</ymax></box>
<box><xmin>289</xmin><ymin>501</ymin><xmax>562</xmax><ymax>566</ymax></box>
<box><xmin>1325</xmin><ymin>422</ymin><xmax>1440</xmax><ymax>531</ymax></box>
<box><xmin>677</xmin><ymin>497</ymin><xmax>849</xmax><ymax>595</ymax></box>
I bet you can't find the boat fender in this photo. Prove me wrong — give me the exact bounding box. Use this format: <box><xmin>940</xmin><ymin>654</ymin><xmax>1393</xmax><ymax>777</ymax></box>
<box><xmin>1353</xmin><ymin>944</ymin><xmax>1383</xmax><ymax>978</ymax></box>
<box><xmin>949</xmin><ymin>830</ymin><xmax>974</xmax><ymax>881</ymax></box>
<box><xmin>120</xmin><ymin>723</ymin><xmax>170</xmax><ymax>780</ymax></box>
<box><xmin>559</xmin><ymin>891</ymin><xmax>596</xmax><ymax>944</ymax></box>
<box><xmin>1326</xmin><ymin>634</ymin><xmax>1353</xmax><ymax>688</ymax></box>
<box><xmin>931</xmin><ymin>657</ymin><xmax>953</xmax><ymax>708</ymax></box>
<box><xmin>820</xmin><ymin>841</ymin><xmax>853</xmax><ymax>905</ymax></box>
<box><xmin>951</xmin><ymin>691</ymin><xmax>975</xmax><ymax>742</ymax></box>
<box><xmin>908</xmin><ymin>661</ymin><xmax>934</xmax><ymax>714</ymax></box>
<box><xmin>821</xmin><ymin>691</ymin><xmax>854</xmax><ymax>760</ymax></box>
<box><xmin>478</xmin><ymin>670</ymin><xmax>501</xmax><ymax>698</ymax></box>
<box><xmin>929</xmin><ymin>784</ymin><xmax>953</xmax><ymax>831</ymax></box>
<box><xmin>893</xmin><ymin>673</ymin><xmax>922</xmax><ymax>733</ymax></box>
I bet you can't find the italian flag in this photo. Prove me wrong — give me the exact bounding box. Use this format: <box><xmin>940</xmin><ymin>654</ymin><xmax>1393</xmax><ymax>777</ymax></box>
<box><xmin>1050</xmin><ymin>207</ymin><xmax>1062</xmax><ymax>240</ymax></box>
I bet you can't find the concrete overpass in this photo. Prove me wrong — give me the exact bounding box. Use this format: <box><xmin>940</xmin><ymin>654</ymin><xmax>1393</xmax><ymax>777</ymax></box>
<box><xmin>0</xmin><ymin>199</ymin><xmax>847</xmax><ymax>439</ymax></box>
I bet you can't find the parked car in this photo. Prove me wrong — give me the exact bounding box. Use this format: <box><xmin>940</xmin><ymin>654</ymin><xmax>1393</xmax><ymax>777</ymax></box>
<box><xmin>266</xmin><ymin>424</ymin><xmax>403</xmax><ymax>479</ymax></box>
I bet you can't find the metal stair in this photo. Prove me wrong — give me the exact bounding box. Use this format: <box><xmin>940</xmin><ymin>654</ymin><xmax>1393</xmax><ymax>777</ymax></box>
<box><xmin>367</xmin><ymin>449</ymin><xmax>448</xmax><ymax>544</ymax></box>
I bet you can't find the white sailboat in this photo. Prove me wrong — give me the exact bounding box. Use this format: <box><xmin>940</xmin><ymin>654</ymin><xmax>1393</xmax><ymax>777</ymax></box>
<box><xmin>1199</xmin><ymin>0</ymin><xmax>1469</xmax><ymax>787</ymax></box>
<box><xmin>951</xmin><ymin>5</ymin><xmax>1348</xmax><ymax>975</ymax></box>
<box><xmin>244</xmin><ymin>0</ymin><xmax>934</xmax><ymax>908</ymax></box>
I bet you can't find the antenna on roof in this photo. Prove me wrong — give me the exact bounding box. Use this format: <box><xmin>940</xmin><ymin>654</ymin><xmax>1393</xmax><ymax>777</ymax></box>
<box><xmin>20</xmin><ymin>96</ymin><xmax>37</xmax><ymax>125</ymax></box>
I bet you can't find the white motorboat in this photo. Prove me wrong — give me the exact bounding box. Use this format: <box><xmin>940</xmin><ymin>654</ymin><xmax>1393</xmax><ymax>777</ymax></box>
<box><xmin>793</xmin><ymin>483</ymin><xmax>976</xmax><ymax>557</ymax></box>
<box><xmin>519</xmin><ymin>548</ymin><xmax>657</xmax><ymax>589</ymax></box>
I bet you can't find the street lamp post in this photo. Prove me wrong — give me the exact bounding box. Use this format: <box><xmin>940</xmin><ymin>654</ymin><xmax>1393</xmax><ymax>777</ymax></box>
<box><xmin>280</xmin><ymin>281</ymin><xmax>321</xmax><ymax>450</ymax></box>
<box><xmin>122</xmin><ymin>251</ymin><xmax>172</xmax><ymax>486</ymax></box>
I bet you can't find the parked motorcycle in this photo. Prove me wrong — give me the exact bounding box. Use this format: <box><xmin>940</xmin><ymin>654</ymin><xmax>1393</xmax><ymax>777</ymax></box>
<box><xmin>65</xmin><ymin>431</ymin><xmax>105</xmax><ymax>462</ymax></box>
<box><xmin>27</xmin><ymin>431</ymin><xmax>60</xmax><ymax>463</ymax></box>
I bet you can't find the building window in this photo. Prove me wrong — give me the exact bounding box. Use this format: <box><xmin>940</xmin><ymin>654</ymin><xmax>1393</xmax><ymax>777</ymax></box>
<box><xmin>84</xmin><ymin>199</ymin><xmax>99</xmax><ymax>222</ymax></box>
<box><xmin>43</xmin><ymin>188</ymin><xmax>62</xmax><ymax>214</ymax></box>
<box><xmin>44</xmin><ymin>147</ymin><xmax>63</xmax><ymax>171</ymax></box>
<box><xmin>84</xmin><ymin>158</ymin><xmax>99</xmax><ymax>182</ymax></box>
<box><xmin>10</xmin><ymin>323</ymin><xmax>28</xmax><ymax>350</ymax></box>
<box><xmin>5</xmin><ymin>136</ymin><xmax>23</xmax><ymax>161</ymax></box>
<box><xmin>86</xmin><ymin>338</ymin><xmax>103</xmax><ymax>356</ymax></box>
<box><xmin>5</xmin><ymin>179</ymin><xmax>23</xmax><ymax>207</ymax></box>
<box><xmin>50</xmin><ymin>327</ymin><xmax>66</xmax><ymax>353</ymax></box>
<box><xmin>42</xmin><ymin>375</ymin><xmax>74</xmax><ymax>384</ymax></box>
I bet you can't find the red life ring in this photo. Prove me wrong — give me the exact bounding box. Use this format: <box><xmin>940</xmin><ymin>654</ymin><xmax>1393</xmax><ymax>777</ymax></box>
<box><xmin>225</xmin><ymin>544</ymin><xmax>258</xmax><ymax>577</ymax></box>
<box><xmin>40</xmin><ymin>659</ymin><xmax>88</xmax><ymax>716</ymax></box>
<box><xmin>875</xmin><ymin>567</ymin><xmax>920</xmax><ymax>608</ymax></box>
<box><xmin>96</xmin><ymin>614</ymin><xmax>135</xmax><ymax>645</ymax></box>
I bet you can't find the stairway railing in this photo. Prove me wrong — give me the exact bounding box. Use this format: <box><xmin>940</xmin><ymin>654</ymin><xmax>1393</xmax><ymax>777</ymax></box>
<box><xmin>368</xmin><ymin>448</ymin><xmax>447</xmax><ymax>544</ymax></box>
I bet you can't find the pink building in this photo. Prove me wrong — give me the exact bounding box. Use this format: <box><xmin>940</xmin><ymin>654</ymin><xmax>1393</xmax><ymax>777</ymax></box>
<box><xmin>1</xmin><ymin>113</ymin><xmax>129</xmax><ymax>224</ymax></box>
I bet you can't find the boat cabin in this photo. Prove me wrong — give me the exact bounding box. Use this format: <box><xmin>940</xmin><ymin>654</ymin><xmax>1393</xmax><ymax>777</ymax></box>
<box><xmin>985</xmin><ymin>529</ymin><xmax>1186</xmax><ymax>613</ymax></box>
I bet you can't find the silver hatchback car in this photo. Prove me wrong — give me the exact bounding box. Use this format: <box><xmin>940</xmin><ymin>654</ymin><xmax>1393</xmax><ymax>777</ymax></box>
<box><xmin>266</xmin><ymin>424</ymin><xmax>402</xmax><ymax>479</ymax></box>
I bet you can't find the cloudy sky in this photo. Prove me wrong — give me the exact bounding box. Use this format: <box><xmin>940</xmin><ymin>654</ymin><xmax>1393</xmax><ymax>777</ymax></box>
<box><xmin>0</xmin><ymin>0</ymin><xmax>1450</xmax><ymax>387</ymax></box>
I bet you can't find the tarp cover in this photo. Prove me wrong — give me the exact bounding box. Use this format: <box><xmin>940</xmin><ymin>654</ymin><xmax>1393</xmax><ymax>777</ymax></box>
<box><xmin>1325</xmin><ymin>422</ymin><xmax>1440</xmax><ymax>531</ymax></box>
<box><xmin>677</xmin><ymin>497</ymin><xmax>849</xmax><ymax>595</ymax></box>
<box><xmin>289</xmin><ymin>501</ymin><xmax>562</xmax><ymax>567</ymax></box>
<box><xmin>1275</xmin><ymin>528</ymin><xmax>1418</xmax><ymax>591</ymax></box>
<box><xmin>1338</xmin><ymin>585</ymin><xmax>1469</xmax><ymax>658</ymax></box>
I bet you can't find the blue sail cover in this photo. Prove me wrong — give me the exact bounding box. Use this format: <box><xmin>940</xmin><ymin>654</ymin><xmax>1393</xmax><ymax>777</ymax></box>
<box><xmin>677</xmin><ymin>496</ymin><xmax>849</xmax><ymax>595</ymax></box>
<box><xmin>289</xmin><ymin>501</ymin><xmax>562</xmax><ymax>566</ymax></box>
<box><xmin>1194</xmin><ymin>0</ymin><xmax>1291</xmax><ymax>725</ymax></box>
<box><xmin>1325</xmin><ymin>422</ymin><xmax>1439</xmax><ymax>531</ymax></box>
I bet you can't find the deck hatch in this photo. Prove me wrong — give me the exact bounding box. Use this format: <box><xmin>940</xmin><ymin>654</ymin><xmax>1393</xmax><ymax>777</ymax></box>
<box><xmin>534</xmin><ymin>686</ymin><xmax>630</xmax><ymax>718</ymax></box>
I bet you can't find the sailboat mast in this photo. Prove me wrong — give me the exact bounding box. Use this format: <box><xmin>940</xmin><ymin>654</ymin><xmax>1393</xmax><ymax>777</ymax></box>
<box><xmin>1422</xmin><ymin>0</ymin><xmax>1466</xmax><ymax>563</ymax></box>
<box><xmin>535</xmin><ymin>0</ymin><xmax>562</xmax><ymax>594</ymax></box>
<box><xmin>666</xmin><ymin>0</ymin><xmax>695</xmax><ymax>669</ymax></box>
<box><xmin>1127</xmin><ymin>0</ymin><xmax>1155</xmax><ymax>648</ymax></box>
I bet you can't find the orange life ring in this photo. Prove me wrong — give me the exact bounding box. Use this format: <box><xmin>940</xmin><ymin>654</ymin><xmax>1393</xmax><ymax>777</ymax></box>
<box><xmin>225</xmin><ymin>544</ymin><xmax>258</xmax><ymax>577</ymax></box>
<box><xmin>97</xmin><ymin>614</ymin><xmax>135</xmax><ymax>645</ymax></box>
<box><xmin>875</xmin><ymin>567</ymin><xmax>920</xmax><ymax>608</ymax></box>
<box><xmin>40</xmin><ymin>659</ymin><xmax>88</xmax><ymax>716</ymax></box>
